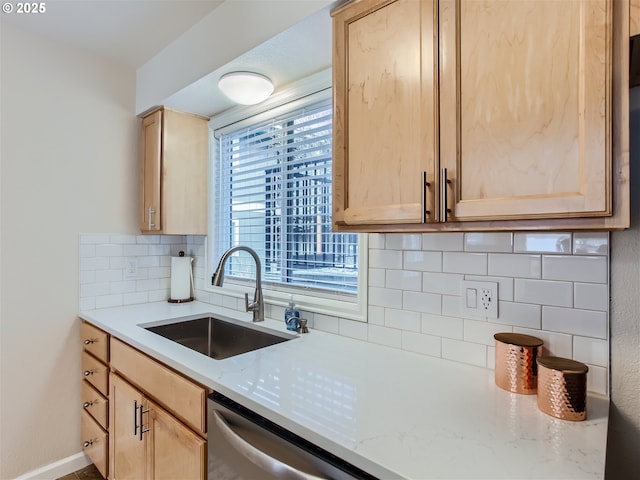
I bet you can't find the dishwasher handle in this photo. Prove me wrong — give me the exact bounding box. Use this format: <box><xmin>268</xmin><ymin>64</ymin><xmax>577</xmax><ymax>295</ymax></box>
<box><xmin>212</xmin><ymin>410</ymin><xmax>327</xmax><ymax>480</ymax></box>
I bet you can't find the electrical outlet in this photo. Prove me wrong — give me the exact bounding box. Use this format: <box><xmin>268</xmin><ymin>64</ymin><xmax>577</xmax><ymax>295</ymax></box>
<box><xmin>124</xmin><ymin>258</ymin><xmax>138</xmax><ymax>279</ymax></box>
<box><xmin>461</xmin><ymin>280</ymin><xmax>498</xmax><ymax>319</ymax></box>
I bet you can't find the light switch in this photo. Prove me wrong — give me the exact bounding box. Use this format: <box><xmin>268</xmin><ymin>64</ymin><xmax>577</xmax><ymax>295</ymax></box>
<box><xmin>466</xmin><ymin>288</ymin><xmax>477</xmax><ymax>308</ymax></box>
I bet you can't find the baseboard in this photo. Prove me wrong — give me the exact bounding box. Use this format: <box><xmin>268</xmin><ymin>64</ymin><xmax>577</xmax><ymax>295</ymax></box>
<box><xmin>14</xmin><ymin>452</ymin><xmax>91</xmax><ymax>480</ymax></box>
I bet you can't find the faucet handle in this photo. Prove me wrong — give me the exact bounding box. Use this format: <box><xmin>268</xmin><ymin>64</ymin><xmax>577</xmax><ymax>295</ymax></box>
<box><xmin>244</xmin><ymin>293</ymin><xmax>257</xmax><ymax>312</ymax></box>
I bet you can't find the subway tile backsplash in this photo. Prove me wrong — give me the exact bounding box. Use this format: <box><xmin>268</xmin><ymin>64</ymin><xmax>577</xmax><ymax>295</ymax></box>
<box><xmin>79</xmin><ymin>231</ymin><xmax>610</xmax><ymax>395</ymax></box>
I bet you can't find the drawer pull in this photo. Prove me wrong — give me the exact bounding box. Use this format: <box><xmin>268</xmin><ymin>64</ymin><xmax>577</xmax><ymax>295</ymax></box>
<box><xmin>83</xmin><ymin>401</ymin><xmax>93</xmax><ymax>408</ymax></box>
<box><xmin>83</xmin><ymin>369</ymin><xmax>93</xmax><ymax>377</ymax></box>
<box><xmin>83</xmin><ymin>338</ymin><xmax>95</xmax><ymax>345</ymax></box>
<box><xmin>83</xmin><ymin>440</ymin><xmax>93</xmax><ymax>448</ymax></box>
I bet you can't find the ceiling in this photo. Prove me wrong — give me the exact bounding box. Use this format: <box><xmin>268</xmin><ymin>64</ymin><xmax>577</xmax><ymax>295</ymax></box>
<box><xmin>2</xmin><ymin>0</ymin><xmax>333</xmax><ymax>118</ymax></box>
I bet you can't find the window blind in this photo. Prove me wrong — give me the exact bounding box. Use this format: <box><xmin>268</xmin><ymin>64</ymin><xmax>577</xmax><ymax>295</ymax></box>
<box><xmin>214</xmin><ymin>98</ymin><xmax>358</xmax><ymax>294</ymax></box>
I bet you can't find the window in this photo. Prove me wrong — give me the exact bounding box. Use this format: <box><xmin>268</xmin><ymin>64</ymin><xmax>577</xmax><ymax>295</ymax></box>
<box><xmin>210</xmin><ymin>88</ymin><xmax>366</xmax><ymax>319</ymax></box>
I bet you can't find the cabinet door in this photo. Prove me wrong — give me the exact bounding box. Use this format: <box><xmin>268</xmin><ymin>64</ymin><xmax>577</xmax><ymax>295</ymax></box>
<box><xmin>332</xmin><ymin>0</ymin><xmax>439</xmax><ymax>226</ymax></box>
<box><xmin>141</xmin><ymin>109</ymin><xmax>162</xmax><ymax>232</ymax></box>
<box><xmin>440</xmin><ymin>0</ymin><xmax>612</xmax><ymax>221</ymax></box>
<box><xmin>147</xmin><ymin>400</ymin><xmax>206</xmax><ymax>480</ymax></box>
<box><xmin>110</xmin><ymin>374</ymin><xmax>147</xmax><ymax>480</ymax></box>
<box><xmin>632</xmin><ymin>0</ymin><xmax>640</xmax><ymax>37</ymax></box>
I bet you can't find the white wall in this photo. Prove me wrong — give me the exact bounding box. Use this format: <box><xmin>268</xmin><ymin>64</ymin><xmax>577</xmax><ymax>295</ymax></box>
<box><xmin>0</xmin><ymin>23</ymin><xmax>138</xmax><ymax>479</ymax></box>
<box><xmin>606</xmin><ymin>87</ymin><xmax>640</xmax><ymax>478</ymax></box>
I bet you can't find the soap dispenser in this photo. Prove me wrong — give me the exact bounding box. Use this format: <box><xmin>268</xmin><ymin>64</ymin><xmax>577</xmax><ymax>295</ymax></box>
<box><xmin>284</xmin><ymin>295</ymin><xmax>300</xmax><ymax>332</ymax></box>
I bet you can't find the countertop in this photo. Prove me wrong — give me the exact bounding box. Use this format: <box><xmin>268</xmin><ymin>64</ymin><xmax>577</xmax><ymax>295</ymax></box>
<box><xmin>80</xmin><ymin>301</ymin><xmax>609</xmax><ymax>480</ymax></box>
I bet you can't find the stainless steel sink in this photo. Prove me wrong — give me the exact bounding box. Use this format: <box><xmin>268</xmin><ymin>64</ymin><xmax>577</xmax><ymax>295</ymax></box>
<box><xmin>144</xmin><ymin>316</ymin><xmax>294</xmax><ymax>360</ymax></box>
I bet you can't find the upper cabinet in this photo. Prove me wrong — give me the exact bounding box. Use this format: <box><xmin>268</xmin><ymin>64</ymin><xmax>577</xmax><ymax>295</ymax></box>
<box><xmin>331</xmin><ymin>0</ymin><xmax>630</xmax><ymax>232</ymax></box>
<box><xmin>140</xmin><ymin>107</ymin><xmax>209</xmax><ymax>235</ymax></box>
<box><xmin>632</xmin><ymin>0</ymin><xmax>640</xmax><ymax>36</ymax></box>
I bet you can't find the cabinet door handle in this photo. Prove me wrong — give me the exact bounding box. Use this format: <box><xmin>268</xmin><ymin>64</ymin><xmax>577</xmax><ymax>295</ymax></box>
<box><xmin>138</xmin><ymin>404</ymin><xmax>150</xmax><ymax>441</ymax></box>
<box><xmin>83</xmin><ymin>338</ymin><xmax>95</xmax><ymax>345</ymax></box>
<box><xmin>83</xmin><ymin>401</ymin><xmax>93</xmax><ymax>409</ymax></box>
<box><xmin>133</xmin><ymin>400</ymin><xmax>139</xmax><ymax>436</ymax></box>
<box><xmin>440</xmin><ymin>168</ymin><xmax>452</xmax><ymax>222</ymax></box>
<box><xmin>83</xmin><ymin>369</ymin><xmax>93</xmax><ymax>377</ymax></box>
<box><xmin>422</xmin><ymin>171</ymin><xmax>431</xmax><ymax>223</ymax></box>
<box><xmin>83</xmin><ymin>440</ymin><xmax>93</xmax><ymax>448</ymax></box>
<box><xmin>147</xmin><ymin>207</ymin><xmax>156</xmax><ymax>230</ymax></box>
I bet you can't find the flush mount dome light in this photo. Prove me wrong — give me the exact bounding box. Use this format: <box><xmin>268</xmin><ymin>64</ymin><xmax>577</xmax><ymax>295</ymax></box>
<box><xmin>218</xmin><ymin>71</ymin><xmax>274</xmax><ymax>105</ymax></box>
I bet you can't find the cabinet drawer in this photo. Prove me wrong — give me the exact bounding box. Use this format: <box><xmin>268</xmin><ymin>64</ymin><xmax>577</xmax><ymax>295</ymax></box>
<box><xmin>81</xmin><ymin>409</ymin><xmax>108</xmax><ymax>479</ymax></box>
<box><xmin>81</xmin><ymin>322</ymin><xmax>109</xmax><ymax>363</ymax></box>
<box><xmin>82</xmin><ymin>351</ymin><xmax>108</xmax><ymax>396</ymax></box>
<box><xmin>110</xmin><ymin>338</ymin><xmax>207</xmax><ymax>435</ymax></box>
<box><xmin>82</xmin><ymin>379</ymin><xmax>108</xmax><ymax>429</ymax></box>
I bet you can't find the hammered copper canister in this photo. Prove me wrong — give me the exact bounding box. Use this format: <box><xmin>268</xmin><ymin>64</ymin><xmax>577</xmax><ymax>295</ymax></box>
<box><xmin>494</xmin><ymin>333</ymin><xmax>543</xmax><ymax>394</ymax></box>
<box><xmin>537</xmin><ymin>356</ymin><xmax>589</xmax><ymax>421</ymax></box>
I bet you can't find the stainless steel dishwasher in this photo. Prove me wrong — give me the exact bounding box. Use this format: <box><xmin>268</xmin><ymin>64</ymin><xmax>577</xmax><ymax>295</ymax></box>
<box><xmin>207</xmin><ymin>392</ymin><xmax>378</xmax><ymax>480</ymax></box>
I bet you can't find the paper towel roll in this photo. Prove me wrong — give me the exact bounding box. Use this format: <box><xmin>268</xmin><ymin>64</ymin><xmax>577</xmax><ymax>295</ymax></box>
<box><xmin>170</xmin><ymin>253</ymin><xmax>193</xmax><ymax>302</ymax></box>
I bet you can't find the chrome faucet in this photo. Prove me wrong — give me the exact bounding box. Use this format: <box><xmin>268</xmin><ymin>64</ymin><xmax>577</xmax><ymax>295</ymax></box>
<box><xmin>212</xmin><ymin>246</ymin><xmax>264</xmax><ymax>322</ymax></box>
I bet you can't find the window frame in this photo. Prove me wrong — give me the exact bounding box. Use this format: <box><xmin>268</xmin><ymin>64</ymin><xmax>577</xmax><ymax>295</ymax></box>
<box><xmin>205</xmin><ymin>70</ymin><xmax>368</xmax><ymax>322</ymax></box>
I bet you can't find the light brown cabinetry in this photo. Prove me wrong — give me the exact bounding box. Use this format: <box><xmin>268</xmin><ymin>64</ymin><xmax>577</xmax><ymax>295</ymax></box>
<box><xmin>140</xmin><ymin>107</ymin><xmax>209</xmax><ymax>235</ymax></box>
<box><xmin>109</xmin><ymin>338</ymin><xmax>207</xmax><ymax>480</ymax></box>
<box><xmin>81</xmin><ymin>322</ymin><xmax>109</xmax><ymax>479</ymax></box>
<box><xmin>632</xmin><ymin>0</ymin><xmax>640</xmax><ymax>36</ymax></box>
<box><xmin>332</xmin><ymin>0</ymin><xmax>629</xmax><ymax>232</ymax></box>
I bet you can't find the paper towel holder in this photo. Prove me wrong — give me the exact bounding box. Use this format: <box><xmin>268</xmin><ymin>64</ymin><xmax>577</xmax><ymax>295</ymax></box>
<box><xmin>168</xmin><ymin>251</ymin><xmax>194</xmax><ymax>303</ymax></box>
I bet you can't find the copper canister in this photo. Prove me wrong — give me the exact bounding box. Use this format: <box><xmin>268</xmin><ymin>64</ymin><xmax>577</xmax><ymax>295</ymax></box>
<box><xmin>494</xmin><ymin>333</ymin><xmax>544</xmax><ymax>394</ymax></box>
<box><xmin>537</xmin><ymin>356</ymin><xmax>588</xmax><ymax>421</ymax></box>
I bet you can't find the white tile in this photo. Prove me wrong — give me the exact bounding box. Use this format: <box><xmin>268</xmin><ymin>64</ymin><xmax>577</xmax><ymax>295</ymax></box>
<box><xmin>513</xmin><ymin>327</ymin><xmax>572</xmax><ymax>358</ymax></box>
<box><xmin>403</xmin><ymin>251</ymin><xmax>442</xmax><ymax>272</ymax></box>
<box><xmin>401</xmin><ymin>331</ymin><xmax>441</xmax><ymax>357</ymax></box>
<box><xmin>80</xmin><ymin>256</ymin><xmax>110</xmax><ymax>271</ymax></box>
<box><xmin>586</xmin><ymin>365</ymin><xmax>608</xmax><ymax>395</ymax></box>
<box><xmin>80</xmin><ymin>234</ymin><xmax>111</xmax><ymax>244</ymax></box>
<box><xmin>368</xmin><ymin>324</ymin><xmax>402</xmax><ymax>348</ymax></box>
<box><xmin>137</xmin><ymin>278</ymin><xmax>164</xmax><ymax>292</ymax></box>
<box><xmin>123</xmin><ymin>292</ymin><xmax>149</xmax><ymax>305</ymax></box>
<box><xmin>369</xmin><ymin>249</ymin><xmax>403</xmax><ymax>269</ymax></box>
<box><xmin>367</xmin><ymin>305</ymin><xmax>385</xmax><ymax>326</ymax></box>
<box><xmin>442</xmin><ymin>338</ymin><xmax>486</xmax><ymax>367</ymax></box>
<box><xmin>402</xmin><ymin>291</ymin><xmax>441</xmax><ymax>314</ymax></box>
<box><xmin>442</xmin><ymin>252</ymin><xmax>487</xmax><ymax>275</ymax></box>
<box><xmin>95</xmin><ymin>294</ymin><xmax>123</xmax><ymax>309</ymax></box>
<box><xmin>542</xmin><ymin>306</ymin><xmax>608</xmax><ymax>339</ymax></box>
<box><xmin>385</xmin><ymin>308</ymin><xmax>421</xmax><ymax>332</ymax></box>
<box><xmin>314</xmin><ymin>314</ymin><xmax>340</xmax><ymax>334</ymax></box>
<box><xmin>339</xmin><ymin>319</ymin><xmax>368</xmax><ymax>341</ymax></box>
<box><xmin>368</xmin><ymin>268</ymin><xmax>386</xmax><ymax>288</ymax></box>
<box><xmin>421</xmin><ymin>313</ymin><xmax>463</xmax><ymax>339</ymax></box>
<box><xmin>386</xmin><ymin>234</ymin><xmax>422</xmax><ymax>250</ymax></box>
<box><xmin>80</xmin><ymin>282</ymin><xmax>110</xmax><ymax>298</ymax></box>
<box><xmin>96</xmin><ymin>269</ymin><xmax>124</xmax><ymax>283</ymax></box>
<box><xmin>79</xmin><ymin>270</ymin><xmax>96</xmax><ymax>285</ymax></box>
<box><xmin>573</xmin><ymin>336</ymin><xmax>608</xmax><ymax>367</ymax></box>
<box><xmin>369</xmin><ymin>286</ymin><xmax>403</xmax><ymax>309</ymax></box>
<box><xmin>162</xmin><ymin>235</ymin><xmax>187</xmax><ymax>244</ymax></box>
<box><xmin>79</xmin><ymin>244</ymin><xmax>96</xmax><ymax>258</ymax></box>
<box><xmin>368</xmin><ymin>233</ymin><xmax>385</xmax><ymax>249</ymax></box>
<box><xmin>124</xmin><ymin>244</ymin><xmax>149</xmax><ymax>256</ymax></box>
<box><xmin>465</xmin><ymin>275</ymin><xmax>514</xmax><ymax>301</ymax></box>
<box><xmin>514</xmin><ymin>232</ymin><xmax>572</xmax><ymax>253</ymax></box>
<box><xmin>110</xmin><ymin>234</ymin><xmax>137</xmax><ymax>244</ymax></box>
<box><xmin>574</xmin><ymin>283</ymin><xmax>609</xmax><ymax>312</ymax></box>
<box><xmin>149</xmin><ymin>244</ymin><xmax>172</xmax><ymax>256</ymax></box>
<box><xmin>514</xmin><ymin>279</ymin><xmax>573</xmax><ymax>307</ymax></box>
<box><xmin>494</xmin><ymin>301</ymin><xmax>541</xmax><ymax>329</ymax></box>
<box><xmin>464</xmin><ymin>233</ymin><xmax>513</xmax><ymax>253</ymax></box>
<box><xmin>95</xmin><ymin>244</ymin><xmax>124</xmax><ymax>257</ymax></box>
<box><xmin>463</xmin><ymin>320</ymin><xmax>511</xmax><ymax>346</ymax></box>
<box><xmin>136</xmin><ymin>235</ymin><xmax>161</xmax><ymax>244</ymax></box>
<box><xmin>386</xmin><ymin>269</ymin><xmax>422</xmax><ymax>291</ymax></box>
<box><xmin>487</xmin><ymin>346</ymin><xmax>495</xmax><ymax>370</ymax></box>
<box><xmin>138</xmin><ymin>256</ymin><xmax>161</xmax><ymax>268</ymax></box>
<box><xmin>573</xmin><ymin>232</ymin><xmax>609</xmax><ymax>255</ymax></box>
<box><xmin>422</xmin><ymin>272</ymin><xmax>464</xmax><ymax>295</ymax></box>
<box><xmin>441</xmin><ymin>294</ymin><xmax>463</xmax><ymax>318</ymax></box>
<box><xmin>422</xmin><ymin>233</ymin><xmax>464</xmax><ymax>251</ymax></box>
<box><xmin>149</xmin><ymin>289</ymin><xmax>170</xmax><ymax>303</ymax></box>
<box><xmin>488</xmin><ymin>253</ymin><xmax>541</xmax><ymax>279</ymax></box>
<box><xmin>543</xmin><ymin>255</ymin><xmax>607</xmax><ymax>284</ymax></box>
<box><xmin>148</xmin><ymin>266</ymin><xmax>171</xmax><ymax>279</ymax></box>
<box><xmin>79</xmin><ymin>297</ymin><xmax>96</xmax><ymax>311</ymax></box>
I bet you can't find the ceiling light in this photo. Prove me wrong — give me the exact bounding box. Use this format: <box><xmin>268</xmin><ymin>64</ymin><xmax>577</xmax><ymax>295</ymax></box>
<box><xmin>218</xmin><ymin>72</ymin><xmax>274</xmax><ymax>105</ymax></box>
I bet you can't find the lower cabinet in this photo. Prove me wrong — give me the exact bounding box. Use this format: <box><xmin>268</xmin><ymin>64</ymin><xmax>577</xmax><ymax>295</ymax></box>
<box><xmin>110</xmin><ymin>373</ymin><xmax>206</xmax><ymax>480</ymax></box>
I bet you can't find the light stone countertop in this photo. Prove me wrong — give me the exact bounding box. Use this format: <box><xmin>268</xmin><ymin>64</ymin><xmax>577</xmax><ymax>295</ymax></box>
<box><xmin>80</xmin><ymin>301</ymin><xmax>609</xmax><ymax>480</ymax></box>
